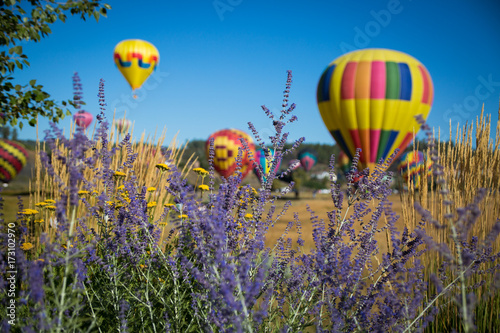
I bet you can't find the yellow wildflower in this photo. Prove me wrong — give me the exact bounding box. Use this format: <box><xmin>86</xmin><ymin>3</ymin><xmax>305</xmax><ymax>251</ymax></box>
<box><xmin>155</xmin><ymin>163</ymin><xmax>170</xmax><ymax>172</ymax></box>
<box><xmin>44</xmin><ymin>199</ymin><xmax>56</xmax><ymax>204</ymax></box>
<box><xmin>244</xmin><ymin>213</ymin><xmax>253</xmax><ymax>219</ymax></box>
<box><xmin>35</xmin><ymin>202</ymin><xmax>48</xmax><ymax>207</ymax></box>
<box><xmin>193</xmin><ymin>167</ymin><xmax>208</xmax><ymax>176</ymax></box>
<box><xmin>117</xmin><ymin>185</ymin><xmax>125</xmax><ymax>190</ymax></box>
<box><xmin>46</xmin><ymin>206</ymin><xmax>57</xmax><ymax>211</ymax></box>
<box><xmin>159</xmin><ymin>222</ymin><xmax>168</xmax><ymax>226</ymax></box>
<box><xmin>34</xmin><ymin>219</ymin><xmax>45</xmax><ymax>223</ymax></box>
<box><xmin>147</xmin><ymin>201</ymin><xmax>157</xmax><ymax>208</ymax></box>
<box><xmin>178</xmin><ymin>214</ymin><xmax>188</xmax><ymax>219</ymax></box>
<box><xmin>36</xmin><ymin>258</ymin><xmax>45</xmax><ymax>263</ymax></box>
<box><xmin>164</xmin><ymin>203</ymin><xmax>174</xmax><ymax>208</ymax></box>
<box><xmin>21</xmin><ymin>242</ymin><xmax>34</xmax><ymax>251</ymax></box>
<box><xmin>198</xmin><ymin>184</ymin><xmax>209</xmax><ymax>191</ymax></box>
<box><xmin>19</xmin><ymin>209</ymin><xmax>39</xmax><ymax>216</ymax></box>
<box><xmin>139</xmin><ymin>264</ymin><xmax>147</xmax><ymax>269</ymax></box>
<box><xmin>62</xmin><ymin>244</ymin><xmax>74</xmax><ymax>250</ymax></box>
<box><xmin>114</xmin><ymin>171</ymin><xmax>126</xmax><ymax>178</ymax></box>
<box><xmin>147</xmin><ymin>187</ymin><xmax>156</xmax><ymax>192</ymax></box>
<box><xmin>77</xmin><ymin>190</ymin><xmax>90</xmax><ymax>196</ymax></box>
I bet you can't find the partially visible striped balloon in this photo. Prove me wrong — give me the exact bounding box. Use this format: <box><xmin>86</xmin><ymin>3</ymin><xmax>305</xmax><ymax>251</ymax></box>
<box><xmin>317</xmin><ymin>48</ymin><xmax>433</xmax><ymax>172</ymax></box>
<box><xmin>397</xmin><ymin>150</ymin><xmax>432</xmax><ymax>187</ymax></box>
<box><xmin>253</xmin><ymin>148</ymin><xmax>281</xmax><ymax>182</ymax></box>
<box><xmin>337</xmin><ymin>150</ymin><xmax>351</xmax><ymax>175</ymax></box>
<box><xmin>114</xmin><ymin>118</ymin><xmax>132</xmax><ymax>134</ymax></box>
<box><xmin>0</xmin><ymin>139</ymin><xmax>28</xmax><ymax>183</ymax></box>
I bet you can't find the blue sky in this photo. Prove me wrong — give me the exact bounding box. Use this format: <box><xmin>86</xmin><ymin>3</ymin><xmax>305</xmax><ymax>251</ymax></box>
<box><xmin>13</xmin><ymin>0</ymin><xmax>500</xmax><ymax>147</ymax></box>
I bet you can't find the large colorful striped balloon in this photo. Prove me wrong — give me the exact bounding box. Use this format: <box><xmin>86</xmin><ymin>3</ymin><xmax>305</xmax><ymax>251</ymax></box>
<box><xmin>0</xmin><ymin>139</ymin><xmax>28</xmax><ymax>183</ymax></box>
<box><xmin>205</xmin><ymin>129</ymin><xmax>256</xmax><ymax>180</ymax></box>
<box><xmin>114</xmin><ymin>39</ymin><xmax>159</xmax><ymax>93</ymax></box>
<box><xmin>298</xmin><ymin>148</ymin><xmax>317</xmax><ymax>172</ymax></box>
<box><xmin>317</xmin><ymin>48</ymin><xmax>433</xmax><ymax>173</ymax></box>
<box><xmin>253</xmin><ymin>148</ymin><xmax>281</xmax><ymax>182</ymax></box>
<box><xmin>397</xmin><ymin>150</ymin><xmax>432</xmax><ymax>187</ymax></box>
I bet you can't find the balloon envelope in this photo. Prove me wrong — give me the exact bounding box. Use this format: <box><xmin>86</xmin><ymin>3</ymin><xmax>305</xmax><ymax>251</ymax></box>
<box><xmin>114</xmin><ymin>118</ymin><xmax>132</xmax><ymax>134</ymax></box>
<box><xmin>317</xmin><ymin>48</ymin><xmax>433</xmax><ymax>173</ymax></box>
<box><xmin>73</xmin><ymin>111</ymin><xmax>93</xmax><ymax>129</ymax></box>
<box><xmin>397</xmin><ymin>150</ymin><xmax>432</xmax><ymax>186</ymax></box>
<box><xmin>288</xmin><ymin>159</ymin><xmax>301</xmax><ymax>171</ymax></box>
<box><xmin>298</xmin><ymin>148</ymin><xmax>317</xmax><ymax>172</ymax></box>
<box><xmin>114</xmin><ymin>39</ymin><xmax>159</xmax><ymax>91</ymax></box>
<box><xmin>337</xmin><ymin>150</ymin><xmax>351</xmax><ymax>174</ymax></box>
<box><xmin>0</xmin><ymin>139</ymin><xmax>28</xmax><ymax>183</ymax></box>
<box><xmin>206</xmin><ymin>129</ymin><xmax>256</xmax><ymax>180</ymax></box>
<box><xmin>253</xmin><ymin>148</ymin><xmax>281</xmax><ymax>182</ymax></box>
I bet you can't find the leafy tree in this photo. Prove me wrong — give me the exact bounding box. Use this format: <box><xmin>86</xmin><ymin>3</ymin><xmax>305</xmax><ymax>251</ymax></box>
<box><xmin>0</xmin><ymin>0</ymin><xmax>111</xmax><ymax>129</ymax></box>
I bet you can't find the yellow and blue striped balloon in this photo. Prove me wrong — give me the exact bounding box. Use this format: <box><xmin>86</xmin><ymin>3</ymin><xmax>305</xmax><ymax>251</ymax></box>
<box><xmin>317</xmin><ymin>48</ymin><xmax>433</xmax><ymax>173</ymax></box>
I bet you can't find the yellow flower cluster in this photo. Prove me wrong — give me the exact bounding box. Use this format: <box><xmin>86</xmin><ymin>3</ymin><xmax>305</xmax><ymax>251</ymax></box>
<box><xmin>155</xmin><ymin>163</ymin><xmax>170</xmax><ymax>172</ymax></box>
<box><xmin>114</xmin><ymin>171</ymin><xmax>126</xmax><ymax>178</ymax></box>
<box><xmin>198</xmin><ymin>184</ymin><xmax>209</xmax><ymax>192</ymax></box>
<box><xmin>21</xmin><ymin>242</ymin><xmax>34</xmax><ymax>251</ymax></box>
<box><xmin>147</xmin><ymin>187</ymin><xmax>156</xmax><ymax>192</ymax></box>
<box><xmin>193</xmin><ymin>167</ymin><xmax>208</xmax><ymax>176</ymax></box>
<box><xmin>19</xmin><ymin>209</ymin><xmax>39</xmax><ymax>216</ymax></box>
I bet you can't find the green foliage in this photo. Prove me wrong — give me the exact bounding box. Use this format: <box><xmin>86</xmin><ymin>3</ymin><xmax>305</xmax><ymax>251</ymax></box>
<box><xmin>0</xmin><ymin>0</ymin><xmax>111</xmax><ymax>129</ymax></box>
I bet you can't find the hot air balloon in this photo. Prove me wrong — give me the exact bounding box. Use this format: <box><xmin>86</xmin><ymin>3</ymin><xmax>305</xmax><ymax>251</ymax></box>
<box><xmin>114</xmin><ymin>118</ymin><xmax>132</xmax><ymax>134</ymax></box>
<box><xmin>73</xmin><ymin>110</ymin><xmax>93</xmax><ymax>130</ymax></box>
<box><xmin>288</xmin><ymin>159</ymin><xmax>301</xmax><ymax>171</ymax></box>
<box><xmin>317</xmin><ymin>48</ymin><xmax>434</xmax><ymax>174</ymax></box>
<box><xmin>397</xmin><ymin>150</ymin><xmax>432</xmax><ymax>187</ymax></box>
<box><xmin>206</xmin><ymin>129</ymin><xmax>256</xmax><ymax>180</ymax></box>
<box><xmin>114</xmin><ymin>39</ymin><xmax>159</xmax><ymax>96</ymax></box>
<box><xmin>298</xmin><ymin>148</ymin><xmax>317</xmax><ymax>172</ymax></box>
<box><xmin>253</xmin><ymin>147</ymin><xmax>281</xmax><ymax>182</ymax></box>
<box><xmin>337</xmin><ymin>150</ymin><xmax>351</xmax><ymax>175</ymax></box>
<box><xmin>0</xmin><ymin>139</ymin><xmax>28</xmax><ymax>183</ymax></box>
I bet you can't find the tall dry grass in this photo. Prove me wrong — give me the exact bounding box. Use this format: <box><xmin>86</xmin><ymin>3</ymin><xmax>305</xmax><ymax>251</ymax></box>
<box><xmin>400</xmin><ymin>106</ymin><xmax>500</xmax><ymax>332</ymax></box>
<box><xmin>27</xmin><ymin>115</ymin><xmax>197</xmax><ymax>245</ymax></box>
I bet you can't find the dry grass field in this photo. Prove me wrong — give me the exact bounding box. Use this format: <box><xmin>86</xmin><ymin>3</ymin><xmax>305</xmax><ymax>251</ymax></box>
<box><xmin>261</xmin><ymin>190</ymin><xmax>405</xmax><ymax>254</ymax></box>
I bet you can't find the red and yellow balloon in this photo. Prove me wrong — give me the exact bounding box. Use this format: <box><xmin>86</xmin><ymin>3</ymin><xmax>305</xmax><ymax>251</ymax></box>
<box><xmin>205</xmin><ymin>129</ymin><xmax>256</xmax><ymax>180</ymax></box>
<box><xmin>114</xmin><ymin>39</ymin><xmax>159</xmax><ymax>94</ymax></box>
<box><xmin>0</xmin><ymin>139</ymin><xmax>28</xmax><ymax>183</ymax></box>
<box><xmin>317</xmin><ymin>48</ymin><xmax>434</xmax><ymax>173</ymax></box>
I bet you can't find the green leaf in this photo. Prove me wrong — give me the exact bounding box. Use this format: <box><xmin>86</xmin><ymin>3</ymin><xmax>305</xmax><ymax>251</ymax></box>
<box><xmin>29</xmin><ymin>119</ymin><xmax>37</xmax><ymax>127</ymax></box>
<box><xmin>19</xmin><ymin>121</ymin><xmax>23</xmax><ymax>129</ymax></box>
<box><xmin>93</xmin><ymin>10</ymin><xmax>99</xmax><ymax>22</ymax></box>
<box><xmin>29</xmin><ymin>79</ymin><xmax>36</xmax><ymax>86</ymax></box>
<box><xmin>14</xmin><ymin>85</ymin><xmax>21</xmax><ymax>91</ymax></box>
